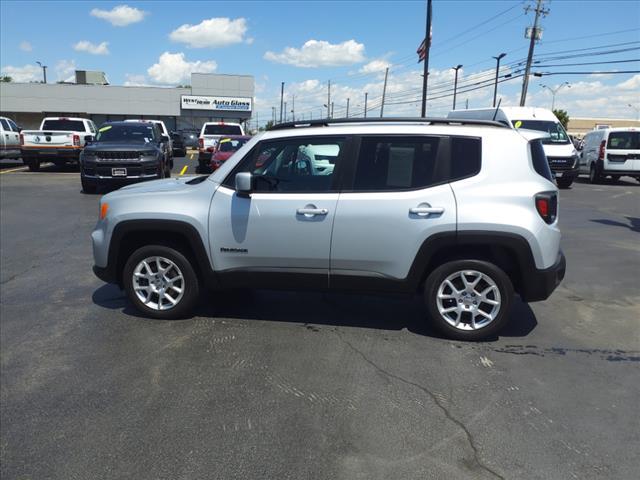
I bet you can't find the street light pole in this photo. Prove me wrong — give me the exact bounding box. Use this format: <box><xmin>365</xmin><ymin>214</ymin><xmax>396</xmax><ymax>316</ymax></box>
<box><xmin>36</xmin><ymin>61</ymin><xmax>47</xmax><ymax>83</ymax></box>
<box><xmin>364</xmin><ymin>92</ymin><xmax>368</xmax><ymax>118</ymax></box>
<box><xmin>492</xmin><ymin>53</ymin><xmax>506</xmax><ymax>108</ymax></box>
<box><xmin>452</xmin><ymin>64</ymin><xmax>463</xmax><ymax>110</ymax></box>
<box><xmin>540</xmin><ymin>82</ymin><xmax>570</xmax><ymax>110</ymax></box>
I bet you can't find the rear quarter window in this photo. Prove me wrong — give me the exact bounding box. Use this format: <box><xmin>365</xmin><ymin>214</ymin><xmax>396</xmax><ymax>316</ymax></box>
<box><xmin>530</xmin><ymin>139</ymin><xmax>553</xmax><ymax>181</ymax></box>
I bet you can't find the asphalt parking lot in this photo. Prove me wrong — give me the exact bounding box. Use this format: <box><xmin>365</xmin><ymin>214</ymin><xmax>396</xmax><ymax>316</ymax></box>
<box><xmin>1</xmin><ymin>160</ymin><xmax>638</xmax><ymax>480</ymax></box>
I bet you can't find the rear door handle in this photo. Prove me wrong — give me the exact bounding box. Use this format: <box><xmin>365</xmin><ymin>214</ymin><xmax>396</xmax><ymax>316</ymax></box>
<box><xmin>410</xmin><ymin>206</ymin><xmax>444</xmax><ymax>216</ymax></box>
<box><xmin>297</xmin><ymin>207</ymin><xmax>328</xmax><ymax>216</ymax></box>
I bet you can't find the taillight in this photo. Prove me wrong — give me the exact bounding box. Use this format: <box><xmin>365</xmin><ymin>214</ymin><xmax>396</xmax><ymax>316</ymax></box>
<box><xmin>73</xmin><ymin>134</ymin><xmax>80</xmax><ymax>146</ymax></box>
<box><xmin>598</xmin><ymin>140</ymin><xmax>606</xmax><ymax>161</ymax></box>
<box><xmin>19</xmin><ymin>133</ymin><xmax>24</xmax><ymax>146</ymax></box>
<box><xmin>198</xmin><ymin>138</ymin><xmax>204</xmax><ymax>150</ymax></box>
<box><xmin>535</xmin><ymin>192</ymin><xmax>557</xmax><ymax>224</ymax></box>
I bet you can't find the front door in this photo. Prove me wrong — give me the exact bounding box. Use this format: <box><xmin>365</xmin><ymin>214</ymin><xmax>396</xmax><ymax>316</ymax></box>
<box><xmin>209</xmin><ymin>135</ymin><xmax>347</xmax><ymax>288</ymax></box>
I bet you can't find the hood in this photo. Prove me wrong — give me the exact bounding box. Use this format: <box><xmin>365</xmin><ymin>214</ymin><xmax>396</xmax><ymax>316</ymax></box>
<box><xmin>543</xmin><ymin>142</ymin><xmax>577</xmax><ymax>157</ymax></box>
<box><xmin>85</xmin><ymin>142</ymin><xmax>161</xmax><ymax>152</ymax></box>
<box><xmin>102</xmin><ymin>176</ymin><xmax>205</xmax><ymax>202</ymax></box>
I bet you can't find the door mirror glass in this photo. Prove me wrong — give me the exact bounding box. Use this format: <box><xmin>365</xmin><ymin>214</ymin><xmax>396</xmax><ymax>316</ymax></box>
<box><xmin>84</xmin><ymin>135</ymin><xmax>94</xmax><ymax>144</ymax></box>
<box><xmin>161</xmin><ymin>135</ymin><xmax>170</xmax><ymax>143</ymax></box>
<box><xmin>235</xmin><ymin>172</ymin><xmax>253</xmax><ymax>195</ymax></box>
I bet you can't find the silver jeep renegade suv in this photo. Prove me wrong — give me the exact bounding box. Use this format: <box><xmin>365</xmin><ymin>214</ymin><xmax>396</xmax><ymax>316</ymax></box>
<box><xmin>92</xmin><ymin>118</ymin><xmax>565</xmax><ymax>340</ymax></box>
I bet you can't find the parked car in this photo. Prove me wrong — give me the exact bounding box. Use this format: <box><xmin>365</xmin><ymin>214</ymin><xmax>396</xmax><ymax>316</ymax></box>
<box><xmin>125</xmin><ymin>119</ymin><xmax>173</xmax><ymax>168</ymax></box>
<box><xmin>210</xmin><ymin>135</ymin><xmax>251</xmax><ymax>171</ymax></box>
<box><xmin>20</xmin><ymin>117</ymin><xmax>96</xmax><ymax>171</ymax></box>
<box><xmin>0</xmin><ymin>116</ymin><xmax>21</xmax><ymax>160</ymax></box>
<box><xmin>91</xmin><ymin>117</ymin><xmax>565</xmax><ymax>341</ymax></box>
<box><xmin>579</xmin><ymin>127</ymin><xmax>640</xmax><ymax>183</ymax></box>
<box><xmin>448</xmin><ymin>107</ymin><xmax>580</xmax><ymax>188</ymax></box>
<box><xmin>180</xmin><ymin>129</ymin><xmax>200</xmax><ymax>149</ymax></box>
<box><xmin>80</xmin><ymin>121</ymin><xmax>171</xmax><ymax>194</ymax></box>
<box><xmin>170</xmin><ymin>132</ymin><xmax>186</xmax><ymax>157</ymax></box>
<box><xmin>198</xmin><ymin>122</ymin><xmax>245</xmax><ymax>173</ymax></box>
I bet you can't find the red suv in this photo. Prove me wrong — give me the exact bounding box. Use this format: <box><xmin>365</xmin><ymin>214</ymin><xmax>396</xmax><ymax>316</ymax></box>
<box><xmin>210</xmin><ymin>135</ymin><xmax>251</xmax><ymax>171</ymax></box>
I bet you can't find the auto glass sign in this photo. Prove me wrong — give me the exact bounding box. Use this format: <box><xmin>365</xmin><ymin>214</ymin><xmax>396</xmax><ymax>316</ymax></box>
<box><xmin>181</xmin><ymin>95</ymin><xmax>252</xmax><ymax>112</ymax></box>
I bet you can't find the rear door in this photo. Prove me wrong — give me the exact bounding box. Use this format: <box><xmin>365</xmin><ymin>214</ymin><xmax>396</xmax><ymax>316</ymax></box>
<box><xmin>330</xmin><ymin>135</ymin><xmax>472</xmax><ymax>285</ymax></box>
<box><xmin>605</xmin><ymin>131</ymin><xmax>640</xmax><ymax>173</ymax></box>
<box><xmin>209</xmin><ymin>135</ymin><xmax>349</xmax><ymax>288</ymax></box>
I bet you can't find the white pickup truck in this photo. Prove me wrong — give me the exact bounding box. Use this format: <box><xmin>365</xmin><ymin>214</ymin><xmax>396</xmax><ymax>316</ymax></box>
<box><xmin>20</xmin><ymin>117</ymin><xmax>97</xmax><ymax>171</ymax></box>
<box><xmin>197</xmin><ymin>121</ymin><xmax>244</xmax><ymax>173</ymax></box>
<box><xmin>0</xmin><ymin>116</ymin><xmax>22</xmax><ymax>160</ymax></box>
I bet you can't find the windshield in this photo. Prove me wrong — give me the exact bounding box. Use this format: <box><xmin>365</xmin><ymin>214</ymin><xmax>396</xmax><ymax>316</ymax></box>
<box><xmin>512</xmin><ymin>120</ymin><xmax>570</xmax><ymax>145</ymax></box>
<box><xmin>218</xmin><ymin>138</ymin><xmax>248</xmax><ymax>152</ymax></box>
<box><xmin>204</xmin><ymin>124</ymin><xmax>243</xmax><ymax>135</ymax></box>
<box><xmin>608</xmin><ymin>131</ymin><xmax>639</xmax><ymax>150</ymax></box>
<box><xmin>42</xmin><ymin>119</ymin><xmax>85</xmax><ymax>131</ymax></box>
<box><xmin>95</xmin><ymin>124</ymin><xmax>157</xmax><ymax>143</ymax></box>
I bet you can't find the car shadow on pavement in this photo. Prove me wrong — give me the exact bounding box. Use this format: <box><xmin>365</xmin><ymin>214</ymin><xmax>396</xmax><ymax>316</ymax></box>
<box><xmin>590</xmin><ymin>217</ymin><xmax>640</xmax><ymax>233</ymax></box>
<box><xmin>92</xmin><ymin>284</ymin><xmax>538</xmax><ymax>341</ymax></box>
<box><xmin>573</xmin><ymin>177</ymin><xmax>639</xmax><ymax>186</ymax></box>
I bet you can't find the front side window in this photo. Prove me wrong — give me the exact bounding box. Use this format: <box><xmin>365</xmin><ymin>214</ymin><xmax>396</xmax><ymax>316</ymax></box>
<box><xmin>225</xmin><ymin>137</ymin><xmax>344</xmax><ymax>192</ymax></box>
<box><xmin>353</xmin><ymin>136</ymin><xmax>441</xmax><ymax>191</ymax></box>
<box><xmin>8</xmin><ymin>119</ymin><xmax>19</xmax><ymax>131</ymax></box>
<box><xmin>512</xmin><ymin>120</ymin><xmax>570</xmax><ymax>145</ymax></box>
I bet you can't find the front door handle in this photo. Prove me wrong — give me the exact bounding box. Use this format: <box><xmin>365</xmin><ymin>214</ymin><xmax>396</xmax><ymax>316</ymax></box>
<box><xmin>410</xmin><ymin>206</ymin><xmax>444</xmax><ymax>216</ymax></box>
<box><xmin>297</xmin><ymin>207</ymin><xmax>328</xmax><ymax>216</ymax></box>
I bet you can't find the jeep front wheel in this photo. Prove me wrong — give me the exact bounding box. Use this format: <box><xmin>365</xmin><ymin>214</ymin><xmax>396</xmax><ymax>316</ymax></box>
<box><xmin>424</xmin><ymin>260</ymin><xmax>513</xmax><ymax>341</ymax></box>
<box><xmin>123</xmin><ymin>245</ymin><xmax>200</xmax><ymax>319</ymax></box>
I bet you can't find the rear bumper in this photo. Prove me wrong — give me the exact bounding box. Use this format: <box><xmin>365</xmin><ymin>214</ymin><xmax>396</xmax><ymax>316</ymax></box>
<box><xmin>519</xmin><ymin>251</ymin><xmax>566</xmax><ymax>302</ymax></box>
<box><xmin>21</xmin><ymin>148</ymin><xmax>81</xmax><ymax>160</ymax></box>
<box><xmin>601</xmin><ymin>169</ymin><xmax>640</xmax><ymax>177</ymax></box>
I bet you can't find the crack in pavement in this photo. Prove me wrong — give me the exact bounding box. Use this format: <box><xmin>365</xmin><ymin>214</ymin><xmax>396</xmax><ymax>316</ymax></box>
<box><xmin>335</xmin><ymin>330</ymin><xmax>505</xmax><ymax>480</ymax></box>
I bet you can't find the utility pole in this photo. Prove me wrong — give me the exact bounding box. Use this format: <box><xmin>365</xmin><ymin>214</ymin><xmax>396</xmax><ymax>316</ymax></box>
<box><xmin>327</xmin><ymin>80</ymin><xmax>331</xmax><ymax>118</ymax></box>
<box><xmin>465</xmin><ymin>99</ymin><xmax>469</xmax><ymax>109</ymax></box>
<box><xmin>520</xmin><ymin>0</ymin><xmax>549</xmax><ymax>106</ymax></box>
<box><xmin>492</xmin><ymin>53</ymin><xmax>506</xmax><ymax>107</ymax></box>
<box><xmin>380</xmin><ymin>67</ymin><xmax>389</xmax><ymax>117</ymax></box>
<box><xmin>346</xmin><ymin>98</ymin><xmax>350</xmax><ymax>118</ymax></box>
<box><xmin>291</xmin><ymin>95</ymin><xmax>295</xmax><ymax>121</ymax></box>
<box><xmin>452</xmin><ymin>64</ymin><xmax>462</xmax><ymax>110</ymax></box>
<box><xmin>420</xmin><ymin>0</ymin><xmax>432</xmax><ymax>117</ymax></box>
<box><xmin>364</xmin><ymin>92</ymin><xmax>368</xmax><ymax>118</ymax></box>
<box><xmin>279</xmin><ymin>82</ymin><xmax>284</xmax><ymax>123</ymax></box>
<box><xmin>284</xmin><ymin>101</ymin><xmax>287</xmax><ymax>122</ymax></box>
<box><xmin>331</xmin><ymin>102</ymin><xmax>334</xmax><ymax>118</ymax></box>
<box><xmin>36</xmin><ymin>61</ymin><xmax>47</xmax><ymax>83</ymax></box>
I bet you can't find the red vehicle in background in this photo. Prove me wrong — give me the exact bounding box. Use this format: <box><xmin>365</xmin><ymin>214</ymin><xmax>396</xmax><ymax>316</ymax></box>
<box><xmin>210</xmin><ymin>135</ymin><xmax>251</xmax><ymax>171</ymax></box>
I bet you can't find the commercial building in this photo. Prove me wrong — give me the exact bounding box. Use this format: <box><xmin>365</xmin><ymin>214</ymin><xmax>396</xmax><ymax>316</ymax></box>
<box><xmin>0</xmin><ymin>72</ymin><xmax>254</xmax><ymax>131</ymax></box>
<box><xmin>567</xmin><ymin>117</ymin><xmax>640</xmax><ymax>137</ymax></box>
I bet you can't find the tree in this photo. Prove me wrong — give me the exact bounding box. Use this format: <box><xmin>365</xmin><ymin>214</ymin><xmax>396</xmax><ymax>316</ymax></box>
<box><xmin>0</xmin><ymin>76</ymin><xmax>12</xmax><ymax>83</ymax></box>
<box><xmin>261</xmin><ymin>120</ymin><xmax>274</xmax><ymax>131</ymax></box>
<box><xmin>553</xmin><ymin>109</ymin><xmax>569</xmax><ymax>129</ymax></box>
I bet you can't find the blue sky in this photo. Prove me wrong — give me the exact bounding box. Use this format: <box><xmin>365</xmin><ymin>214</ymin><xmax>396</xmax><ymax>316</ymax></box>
<box><xmin>1</xmin><ymin>0</ymin><xmax>639</xmax><ymax>125</ymax></box>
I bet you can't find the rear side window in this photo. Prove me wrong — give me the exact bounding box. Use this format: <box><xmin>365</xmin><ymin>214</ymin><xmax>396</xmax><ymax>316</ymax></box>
<box><xmin>530</xmin><ymin>140</ymin><xmax>553</xmax><ymax>181</ymax></box>
<box><xmin>352</xmin><ymin>135</ymin><xmax>480</xmax><ymax>191</ymax></box>
<box><xmin>607</xmin><ymin>131</ymin><xmax>639</xmax><ymax>150</ymax></box>
<box><xmin>0</xmin><ymin>119</ymin><xmax>9</xmax><ymax>131</ymax></box>
<box><xmin>204</xmin><ymin>124</ymin><xmax>243</xmax><ymax>135</ymax></box>
<box><xmin>42</xmin><ymin>119</ymin><xmax>85</xmax><ymax>131</ymax></box>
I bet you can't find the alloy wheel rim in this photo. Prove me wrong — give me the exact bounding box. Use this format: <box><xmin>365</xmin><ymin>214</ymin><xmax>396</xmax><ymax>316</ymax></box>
<box><xmin>132</xmin><ymin>256</ymin><xmax>185</xmax><ymax>311</ymax></box>
<box><xmin>436</xmin><ymin>270</ymin><xmax>501</xmax><ymax>331</ymax></box>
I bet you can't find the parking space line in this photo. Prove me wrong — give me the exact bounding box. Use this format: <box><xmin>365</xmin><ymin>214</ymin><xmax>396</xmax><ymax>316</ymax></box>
<box><xmin>0</xmin><ymin>166</ymin><xmax>28</xmax><ymax>174</ymax></box>
<box><xmin>180</xmin><ymin>165</ymin><xmax>188</xmax><ymax>175</ymax></box>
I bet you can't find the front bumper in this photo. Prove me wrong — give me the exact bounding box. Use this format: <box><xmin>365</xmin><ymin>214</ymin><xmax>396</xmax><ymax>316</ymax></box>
<box><xmin>519</xmin><ymin>251</ymin><xmax>566</xmax><ymax>302</ymax></box>
<box><xmin>93</xmin><ymin>264</ymin><xmax>117</xmax><ymax>284</ymax></box>
<box><xmin>552</xmin><ymin>164</ymin><xmax>579</xmax><ymax>179</ymax></box>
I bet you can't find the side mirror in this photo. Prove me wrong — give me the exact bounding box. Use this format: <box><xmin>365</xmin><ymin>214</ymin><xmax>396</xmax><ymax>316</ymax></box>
<box><xmin>84</xmin><ymin>135</ymin><xmax>94</xmax><ymax>144</ymax></box>
<box><xmin>235</xmin><ymin>172</ymin><xmax>253</xmax><ymax>197</ymax></box>
<box><xmin>161</xmin><ymin>135</ymin><xmax>170</xmax><ymax>142</ymax></box>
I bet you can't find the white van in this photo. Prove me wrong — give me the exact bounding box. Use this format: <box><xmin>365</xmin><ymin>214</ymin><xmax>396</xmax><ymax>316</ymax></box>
<box><xmin>579</xmin><ymin>128</ymin><xmax>640</xmax><ymax>183</ymax></box>
<box><xmin>448</xmin><ymin>107</ymin><xmax>579</xmax><ymax>188</ymax></box>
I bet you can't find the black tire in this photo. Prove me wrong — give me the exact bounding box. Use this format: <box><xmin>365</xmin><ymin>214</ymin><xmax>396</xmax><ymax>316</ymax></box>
<box><xmin>81</xmin><ymin>175</ymin><xmax>97</xmax><ymax>194</ymax></box>
<box><xmin>610</xmin><ymin>175</ymin><xmax>620</xmax><ymax>183</ymax></box>
<box><xmin>424</xmin><ymin>259</ymin><xmax>513</xmax><ymax>341</ymax></box>
<box><xmin>122</xmin><ymin>245</ymin><xmax>200</xmax><ymax>319</ymax></box>
<box><xmin>25</xmin><ymin>157</ymin><xmax>40</xmax><ymax>172</ymax></box>
<box><xmin>557</xmin><ymin>177</ymin><xmax>573</xmax><ymax>189</ymax></box>
<box><xmin>589</xmin><ymin>163</ymin><xmax>601</xmax><ymax>184</ymax></box>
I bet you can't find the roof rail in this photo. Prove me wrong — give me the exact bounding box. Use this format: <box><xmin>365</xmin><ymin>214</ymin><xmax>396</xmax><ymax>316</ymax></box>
<box><xmin>268</xmin><ymin>117</ymin><xmax>509</xmax><ymax>131</ymax></box>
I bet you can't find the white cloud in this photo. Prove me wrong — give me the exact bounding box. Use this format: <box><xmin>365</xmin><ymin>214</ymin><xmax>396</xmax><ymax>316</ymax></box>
<box><xmin>147</xmin><ymin>52</ymin><xmax>216</xmax><ymax>84</ymax></box>
<box><xmin>359</xmin><ymin>59</ymin><xmax>391</xmax><ymax>74</ymax></box>
<box><xmin>123</xmin><ymin>73</ymin><xmax>149</xmax><ymax>86</ymax></box>
<box><xmin>618</xmin><ymin>74</ymin><xmax>640</xmax><ymax>91</ymax></box>
<box><xmin>264</xmin><ymin>39</ymin><xmax>366</xmax><ymax>68</ymax></box>
<box><xmin>73</xmin><ymin>40</ymin><xmax>110</xmax><ymax>55</ymax></box>
<box><xmin>169</xmin><ymin>17</ymin><xmax>247</xmax><ymax>48</ymax></box>
<box><xmin>55</xmin><ymin>59</ymin><xmax>77</xmax><ymax>82</ymax></box>
<box><xmin>0</xmin><ymin>64</ymin><xmax>41</xmax><ymax>82</ymax></box>
<box><xmin>90</xmin><ymin>5</ymin><xmax>147</xmax><ymax>27</ymax></box>
<box><xmin>19</xmin><ymin>41</ymin><xmax>32</xmax><ymax>52</ymax></box>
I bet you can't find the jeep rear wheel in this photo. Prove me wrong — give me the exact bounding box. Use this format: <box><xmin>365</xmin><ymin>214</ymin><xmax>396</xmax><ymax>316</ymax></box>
<box><xmin>425</xmin><ymin>260</ymin><xmax>513</xmax><ymax>341</ymax></box>
<box><xmin>123</xmin><ymin>245</ymin><xmax>200</xmax><ymax>319</ymax></box>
